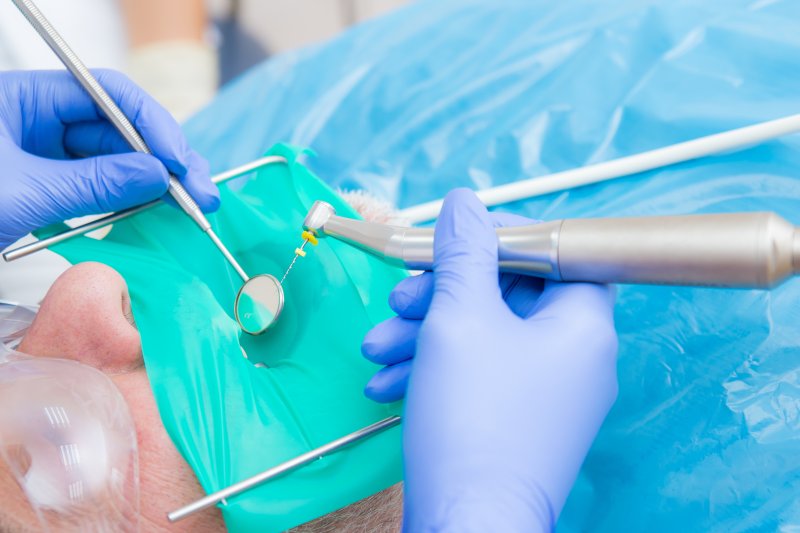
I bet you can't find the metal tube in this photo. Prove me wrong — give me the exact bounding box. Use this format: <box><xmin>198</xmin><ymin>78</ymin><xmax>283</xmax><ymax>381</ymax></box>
<box><xmin>2</xmin><ymin>156</ymin><xmax>286</xmax><ymax>262</ymax></box>
<box><xmin>313</xmin><ymin>211</ymin><xmax>800</xmax><ymax>289</ymax></box>
<box><xmin>10</xmin><ymin>0</ymin><xmax>248</xmax><ymax>278</ymax></box>
<box><xmin>208</xmin><ymin>231</ymin><xmax>249</xmax><ymax>282</ymax></box>
<box><xmin>209</xmin><ymin>155</ymin><xmax>286</xmax><ymax>185</ymax></box>
<box><xmin>167</xmin><ymin>415</ymin><xmax>402</xmax><ymax>523</ymax></box>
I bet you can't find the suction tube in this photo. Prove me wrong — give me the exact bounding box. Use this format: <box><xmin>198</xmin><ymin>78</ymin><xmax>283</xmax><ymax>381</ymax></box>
<box><xmin>304</xmin><ymin>202</ymin><xmax>800</xmax><ymax>289</ymax></box>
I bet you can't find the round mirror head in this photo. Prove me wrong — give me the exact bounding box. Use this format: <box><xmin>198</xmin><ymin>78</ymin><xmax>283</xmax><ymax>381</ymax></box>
<box><xmin>235</xmin><ymin>274</ymin><xmax>285</xmax><ymax>335</ymax></box>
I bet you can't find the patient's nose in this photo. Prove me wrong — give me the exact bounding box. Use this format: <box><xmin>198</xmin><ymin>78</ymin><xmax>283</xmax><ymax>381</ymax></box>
<box><xmin>18</xmin><ymin>262</ymin><xmax>143</xmax><ymax>373</ymax></box>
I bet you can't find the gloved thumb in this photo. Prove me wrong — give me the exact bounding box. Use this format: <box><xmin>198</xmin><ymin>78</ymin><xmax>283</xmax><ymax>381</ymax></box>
<box><xmin>45</xmin><ymin>152</ymin><xmax>171</xmax><ymax>217</ymax></box>
<box><xmin>429</xmin><ymin>188</ymin><xmax>502</xmax><ymax>313</ymax></box>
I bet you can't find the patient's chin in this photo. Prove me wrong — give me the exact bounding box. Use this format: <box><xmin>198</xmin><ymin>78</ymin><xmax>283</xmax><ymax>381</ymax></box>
<box><xmin>18</xmin><ymin>262</ymin><xmax>143</xmax><ymax>373</ymax></box>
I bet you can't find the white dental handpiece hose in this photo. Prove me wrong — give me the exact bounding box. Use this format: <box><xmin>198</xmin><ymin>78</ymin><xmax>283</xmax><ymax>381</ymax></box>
<box><xmin>304</xmin><ymin>201</ymin><xmax>800</xmax><ymax>289</ymax></box>
<box><xmin>399</xmin><ymin>113</ymin><xmax>800</xmax><ymax>225</ymax></box>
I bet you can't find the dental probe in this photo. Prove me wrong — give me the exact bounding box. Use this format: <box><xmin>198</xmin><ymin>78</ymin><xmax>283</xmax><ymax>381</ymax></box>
<box><xmin>11</xmin><ymin>0</ymin><xmax>249</xmax><ymax>282</ymax></box>
<box><xmin>304</xmin><ymin>201</ymin><xmax>800</xmax><ymax>289</ymax></box>
<box><xmin>2</xmin><ymin>155</ymin><xmax>287</xmax><ymax>262</ymax></box>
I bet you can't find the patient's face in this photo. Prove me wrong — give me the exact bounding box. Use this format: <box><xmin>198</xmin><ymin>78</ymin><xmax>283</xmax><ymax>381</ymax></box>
<box><xmin>5</xmin><ymin>262</ymin><xmax>401</xmax><ymax>532</ymax></box>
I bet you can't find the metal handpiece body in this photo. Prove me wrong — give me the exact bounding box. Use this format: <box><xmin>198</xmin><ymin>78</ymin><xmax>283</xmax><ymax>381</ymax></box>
<box><xmin>304</xmin><ymin>201</ymin><xmax>800</xmax><ymax>289</ymax></box>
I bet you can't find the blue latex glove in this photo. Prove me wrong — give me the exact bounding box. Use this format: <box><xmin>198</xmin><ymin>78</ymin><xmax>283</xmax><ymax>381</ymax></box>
<box><xmin>362</xmin><ymin>189</ymin><xmax>618</xmax><ymax>531</ymax></box>
<box><xmin>0</xmin><ymin>70</ymin><xmax>219</xmax><ymax>249</ymax></box>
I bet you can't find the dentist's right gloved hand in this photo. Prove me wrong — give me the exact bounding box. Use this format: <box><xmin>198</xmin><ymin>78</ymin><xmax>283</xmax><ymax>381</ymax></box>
<box><xmin>362</xmin><ymin>189</ymin><xmax>619</xmax><ymax>531</ymax></box>
<box><xmin>0</xmin><ymin>70</ymin><xmax>219</xmax><ymax>250</ymax></box>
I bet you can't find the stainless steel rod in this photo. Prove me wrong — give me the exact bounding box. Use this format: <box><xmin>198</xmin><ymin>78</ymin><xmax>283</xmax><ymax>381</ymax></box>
<box><xmin>167</xmin><ymin>415</ymin><xmax>402</xmax><ymax>522</ymax></box>
<box><xmin>2</xmin><ymin>156</ymin><xmax>286</xmax><ymax>262</ymax></box>
<box><xmin>4</xmin><ymin>202</ymin><xmax>157</xmax><ymax>261</ymax></box>
<box><xmin>208</xmin><ymin>231</ymin><xmax>249</xmax><ymax>282</ymax></box>
<box><xmin>10</xmin><ymin>0</ymin><xmax>248</xmax><ymax>278</ymax></box>
<box><xmin>209</xmin><ymin>155</ymin><xmax>286</xmax><ymax>185</ymax></box>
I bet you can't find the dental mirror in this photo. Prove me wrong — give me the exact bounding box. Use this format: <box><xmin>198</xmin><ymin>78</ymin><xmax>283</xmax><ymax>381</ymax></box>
<box><xmin>234</xmin><ymin>274</ymin><xmax>285</xmax><ymax>335</ymax></box>
<box><xmin>232</xmin><ymin>202</ymin><xmax>333</xmax><ymax>335</ymax></box>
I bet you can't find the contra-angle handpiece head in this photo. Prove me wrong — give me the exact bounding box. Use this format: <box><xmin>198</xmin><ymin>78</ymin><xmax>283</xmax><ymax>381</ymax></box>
<box><xmin>304</xmin><ymin>201</ymin><xmax>433</xmax><ymax>269</ymax></box>
<box><xmin>304</xmin><ymin>200</ymin><xmax>800</xmax><ymax>289</ymax></box>
<box><xmin>303</xmin><ymin>201</ymin><xmax>338</xmax><ymax>231</ymax></box>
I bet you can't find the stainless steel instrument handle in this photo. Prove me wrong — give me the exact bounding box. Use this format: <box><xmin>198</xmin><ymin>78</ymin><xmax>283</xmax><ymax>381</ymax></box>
<box><xmin>495</xmin><ymin>212</ymin><xmax>799</xmax><ymax>287</ymax></box>
<box><xmin>553</xmin><ymin>212</ymin><xmax>798</xmax><ymax>288</ymax></box>
<box><xmin>328</xmin><ymin>212</ymin><xmax>799</xmax><ymax>288</ymax></box>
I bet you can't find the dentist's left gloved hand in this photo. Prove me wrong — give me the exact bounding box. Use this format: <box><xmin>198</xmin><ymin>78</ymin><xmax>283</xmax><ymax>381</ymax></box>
<box><xmin>0</xmin><ymin>70</ymin><xmax>219</xmax><ymax>250</ymax></box>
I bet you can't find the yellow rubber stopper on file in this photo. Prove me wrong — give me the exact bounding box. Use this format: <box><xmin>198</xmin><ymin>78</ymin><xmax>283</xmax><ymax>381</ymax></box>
<box><xmin>301</xmin><ymin>231</ymin><xmax>318</xmax><ymax>246</ymax></box>
<box><xmin>295</xmin><ymin>248</ymin><xmax>307</xmax><ymax>257</ymax></box>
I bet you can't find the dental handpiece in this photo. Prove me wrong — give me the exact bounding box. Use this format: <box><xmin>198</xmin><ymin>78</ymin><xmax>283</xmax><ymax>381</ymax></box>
<box><xmin>12</xmin><ymin>0</ymin><xmax>249</xmax><ymax>282</ymax></box>
<box><xmin>304</xmin><ymin>201</ymin><xmax>800</xmax><ymax>288</ymax></box>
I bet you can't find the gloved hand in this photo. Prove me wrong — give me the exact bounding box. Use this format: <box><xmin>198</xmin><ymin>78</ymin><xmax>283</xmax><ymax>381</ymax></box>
<box><xmin>362</xmin><ymin>189</ymin><xmax>619</xmax><ymax>531</ymax></box>
<box><xmin>0</xmin><ymin>70</ymin><xmax>219</xmax><ymax>250</ymax></box>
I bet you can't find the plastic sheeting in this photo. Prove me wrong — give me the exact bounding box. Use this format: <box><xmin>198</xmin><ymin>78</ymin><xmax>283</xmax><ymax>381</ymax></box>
<box><xmin>39</xmin><ymin>145</ymin><xmax>405</xmax><ymax>531</ymax></box>
<box><xmin>184</xmin><ymin>0</ymin><xmax>800</xmax><ymax>530</ymax></box>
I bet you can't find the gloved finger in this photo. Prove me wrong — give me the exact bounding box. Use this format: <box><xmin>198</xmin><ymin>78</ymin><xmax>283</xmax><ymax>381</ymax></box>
<box><xmin>364</xmin><ymin>360</ymin><xmax>413</xmax><ymax>403</ymax></box>
<box><xmin>18</xmin><ymin>71</ymin><xmax>112</xmax><ymax>125</ymax></box>
<box><xmin>63</xmin><ymin>121</ymin><xmax>131</xmax><ymax>157</ymax></box>
<box><xmin>391</xmin><ymin>211</ymin><xmax>544</xmax><ymax>319</ymax></box>
<box><xmin>90</xmin><ymin>70</ymin><xmax>189</xmax><ymax>171</ymax></box>
<box><xmin>155</xmin><ymin>150</ymin><xmax>219</xmax><ymax>212</ymax></box>
<box><xmin>500</xmin><ymin>274</ymin><xmax>546</xmax><ymax>319</ymax></box>
<box><xmin>391</xmin><ymin>267</ymin><xmax>546</xmax><ymax>321</ymax></box>
<box><xmin>11</xmin><ymin>70</ymin><xmax>187</xmax><ymax>159</ymax></box>
<box><xmin>181</xmin><ymin>149</ymin><xmax>220</xmax><ymax>212</ymax></box>
<box><xmin>528</xmin><ymin>280</ymin><xmax>616</xmax><ymax>328</ymax></box>
<box><xmin>490</xmin><ymin>211</ymin><xmax>547</xmax><ymax>318</ymax></box>
<box><xmin>527</xmin><ymin>281</ymin><xmax>619</xmax><ymax>414</ymax></box>
<box><xmin>92</xmin><ymin>71</ymin><xmax>219</xmax><ymax>212</ymax></box>
<box><xmin>32</xmin><ymin>69</ymin><xmax>218</xmax><ymax>213</ymax></box>
<box><xmin>430</xmin><ymin>188</ymin><xmax>503</xmax><ymax>313</ymax></box>
<box><xmin>45</xmin><ymin>152</ymin><xmax>170</xmax><ymax>216</ymax></box>
<box><xmin>362</xmin><ymin>316</ymin><xmax>421</xmax><ymax>365</ymax></box>
<box><xmin>14</xmin><ymin>70</ymin><xmax>188</xmax><ymax>166</ymax></box>
<box><xmin>64</xmin><ymin>123</ymin><xmax>219</xmax><ymax>212</ymax></box>
<box><xmin>389</xmin><ymin>273</ymin><xmax>434</xmax><ymax>319</ymax></box>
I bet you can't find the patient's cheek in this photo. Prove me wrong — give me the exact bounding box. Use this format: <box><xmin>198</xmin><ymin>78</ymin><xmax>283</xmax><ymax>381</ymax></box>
<box><xmin>18</xmin><ymin>262</ymin><xmax>143</xmax><ymax>373</ymax></box>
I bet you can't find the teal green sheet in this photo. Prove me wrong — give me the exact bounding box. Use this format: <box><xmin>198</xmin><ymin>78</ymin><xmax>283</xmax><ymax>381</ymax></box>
<box><xmin>38</xmin><ymin>145</ymin><xmax>405</xmax><ymax>531</ymax></box>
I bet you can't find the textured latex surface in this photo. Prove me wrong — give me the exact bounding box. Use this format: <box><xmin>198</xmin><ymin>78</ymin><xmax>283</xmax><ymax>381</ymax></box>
<box><xmin>0</xmin><ymin>305</ymin><xmax>139</xmax><ymax>532</ymax></box>
<box><xmin>185</xmin><ymin>1</ymin><xmax>800</xmax><ymax>530</ymax></box>
<box><xmin>39</xmin><ymin>145</ymin><xmax>404</xmax><ymax>532</ymax></box>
